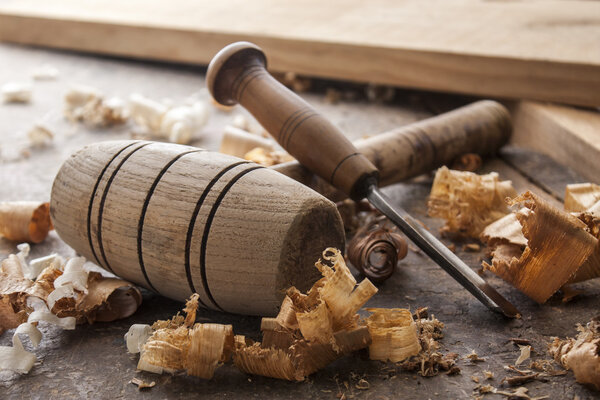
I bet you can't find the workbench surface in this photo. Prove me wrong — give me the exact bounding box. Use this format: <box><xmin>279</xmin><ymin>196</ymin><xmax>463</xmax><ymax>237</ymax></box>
<box><xmin>0</xmin><ymin>44</ymin><xmax>597</xmax><ymax>400</ymax></box>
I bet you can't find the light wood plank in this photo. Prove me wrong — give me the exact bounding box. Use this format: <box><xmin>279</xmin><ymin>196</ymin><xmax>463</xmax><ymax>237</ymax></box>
<box><xmin>510</xmin><ymin>101</ymin><xmax>600</xmax><ymax>184</ymax></box>
<box><xmin>0</xmin><ymin>0</ymin><xmax>598</xmax><ymax>106</ymax></box>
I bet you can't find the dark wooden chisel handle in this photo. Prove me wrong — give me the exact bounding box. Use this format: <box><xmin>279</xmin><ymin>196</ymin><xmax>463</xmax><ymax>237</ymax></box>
<box><xmin>207</xmin><ymin>42</ymin><xmax>378</xmax><ymax>200</ymax></box>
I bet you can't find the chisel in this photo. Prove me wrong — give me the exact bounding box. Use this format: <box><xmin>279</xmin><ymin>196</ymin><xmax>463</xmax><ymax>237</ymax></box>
<box><xmin>207</xmin><ymin>42</ymin><xmax>520</xmax><ymax>318</ymax></box>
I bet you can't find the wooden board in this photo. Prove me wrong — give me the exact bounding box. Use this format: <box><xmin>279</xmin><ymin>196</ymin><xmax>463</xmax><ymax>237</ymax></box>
<box><xmin>510</xmin><ymin>101</ymin><xmax>600</xmax><ymax>184</ymax></box>
<box><xmin>0</xmin><ymin>0</ymin><xmax>599</xmax><ymax>107</ymax></box>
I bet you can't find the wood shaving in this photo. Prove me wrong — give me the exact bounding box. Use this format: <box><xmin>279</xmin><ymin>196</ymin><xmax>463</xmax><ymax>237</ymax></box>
<box><xmin>138</xmin><ymin>294</ymin><xmax>235</xmax><ymax>379</ymax></box>
<box><xmin>347</xmin><ymin>221</ymin><xmax>408</xmax><ymax>283</ymax></box>
<box><xmin>276</xmin><ymin>71</ymin><xmax>312</xmax><ymax>93</ymax></box>
<box><xmin>462</xmin><ymin>243</ymin><xmax>481</xmax><ymax>252</ymax></box>
<box><xmin>484</xmin><ymin>370</ymin><xmax>494</xmax><ymax>379</ymax></box>
<box><xmin>564</xmin><ymin>183</ymin><xmax>600</xmax><ymax>212</ymax></box>
<box><xmin>235</xmin><ymin>249</ymin><xmax>375</xmax><ymax>380</ymax></box>
<box><xmin>502</xmin><ymin>373</ymin><xmax>539</xmax><ymax>386</ymax></box>
<box><xmin>483</xmin><ymin>192</ymin><xmax>600</xmax><ymax>303</ymax></box>
<box><xmin>509</xmin><ymin>338</ymin><xmax>531</xmax><ymax>346</ymax></box>
<box><xmin>0</xmin><ymin>202</ymin><xmax>52</xmax><ymax>244</ymax></box>
<box><xmin>505</xmin><ymin>365</ymin><xmax>533</xmax><ymax>375</ymax></box>
<box><xmin>243</xmin><ymin>147</ymin><xmax>294</xmax><ymax>166</ymax></box>
<box><xmin>129</xmin><ymin>93</ymin><xmax>209</xmax><ymax>144</ymax></box>
<box><xmin>65</xmin><ymin>85</ymin><xmax>128</xmax><ymax>127</ymax></box>
<box><xmin>1</xmin><ymin>82</ymin><xmax>32</xmax><ymax>103</ymax></box>
<box><xmin>219</xmin><ymin>125</ymin><xmax>275</xmax><ymax>158</ymax></box>
<box><xmin>363</xmin><ymin>308</ymin><xmax>421</xmax><ymax>362</ymax></box>
<box><xmin>450</xmin><ymin>153</ymin><xmax>483</xmax><ymax>172</ymax></box>
<box><xmin>27</xmin><ymin>125</ymin><xmax>54</xmax><ymax>148</ymax></box>
<box><xmin>132</xmin><ymin>250</ymin><xmax>376</xmax><ymax>381</ymax></box>
<box><xmin>31</xmin><ymin>64</ymin><xmax>59</xmax><ymax>80</ymax></box>
<box><xmin>481</xmin><ymin>213</ymin><xmax>528</xmax><ymax>249</ymax></box>
<box><xmin>129</xmin><ymin>377</ymin><xmax>156</xmax><ymax>390</ymax></box>
<box><xmin>428</xmin><ymin>167</ymin><xmax>516</xmax><ymax>238</ymax></box>
<box><xmin>466</xmin><ymin>350</ymin><xmax>486</xmax><ymax>363</ymax></box>
<box><xmin>515</xmin><ymin>345</ymin><xmax>531</xmax><ymax>366</ymax></box>
<box><xmin>548</xmin><ymin>316</ymin><xmax>600</xmax><ymax>390</ymax></box>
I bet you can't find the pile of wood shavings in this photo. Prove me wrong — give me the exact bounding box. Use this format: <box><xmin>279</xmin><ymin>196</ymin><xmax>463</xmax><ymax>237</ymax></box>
<box><xmin>125</xmin><ymin>248</ymin><xmax>453</xmax><ymax>382</ymax></box>
<box><xmin>0</xmin><ymin>246</ymin><xmax>141</xmax><ymax>373</ymax></box>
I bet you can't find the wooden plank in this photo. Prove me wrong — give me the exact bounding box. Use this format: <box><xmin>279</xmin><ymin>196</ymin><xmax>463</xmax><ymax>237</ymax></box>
<box><xmin>510</xmin><ymin>101</ymin><xmax>600</xmax><ymax>184</ymax></box>
<box><xmin>0</xmin><ymin>0</ymin><xmax>598</xmax><ymax>107</ymax></box>
<box><xmin>499</xmin><ymin>146</ymin><xmax>587</xmax><ymax>202</ymax></box>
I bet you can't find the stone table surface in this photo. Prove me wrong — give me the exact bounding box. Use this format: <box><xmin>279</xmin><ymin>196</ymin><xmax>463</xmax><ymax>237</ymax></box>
<box><xmin>0</xmin><ymin>44</ymin><xmax>598</xmax><ymax>400</ymax></box>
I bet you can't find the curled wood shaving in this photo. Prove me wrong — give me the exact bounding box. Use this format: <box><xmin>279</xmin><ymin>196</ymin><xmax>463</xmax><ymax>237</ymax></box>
<box><xmin>234</xmin><ymin>248</ymin><xmax>375</xmax><ymax>381</ymax></box>
<box><xmin>548</xmin><ymin>317</ymin><xmax>600</xmax><ymax>390</ymax></box>
<box><xmin>347</xmin><ymin>222</ymin><xmax>408</xmax><ymax>283</ymax></box>
<box><xmin>483</xmin><ymin>192</ymin><xmax>600</xmax><ymax>303</ymax></box>
<box><xmin>235</xmin><ymin>324</ymin><xmax>371</xmax><ymax>381</ymax></box>
<box><xmin>0</xmin><ymin>201</ymin><xmax>53</xmax><ymax>243</ymax></box>
<box><xmin>136</xmin><ymin>294</ymin><xmax>235</xmax><ymax>379</ymax></box>
<box><xmin>428</xmin><ymin>167</ymin><xmax>516</xmax><ymax>237</ymax></box>
<box><xmin>315</xmin><ymin>249</ymin><xmax>378</xmax><ymax>331</ymax></box>
<box><xmin>363</xmin><ymin>308</ymin><xmax>420</xmax><ymax>362</ymax></box>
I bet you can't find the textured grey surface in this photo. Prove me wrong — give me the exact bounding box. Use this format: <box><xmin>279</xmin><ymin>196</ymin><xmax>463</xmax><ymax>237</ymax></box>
<box><xmin>0</xmin><ymin>44</ymin><xmax>598</xmax><ymax>399</ymax></box>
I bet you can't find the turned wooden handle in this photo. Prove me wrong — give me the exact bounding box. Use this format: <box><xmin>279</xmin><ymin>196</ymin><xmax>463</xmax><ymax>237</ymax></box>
<box><xmin>207</xmin><ymin>42</ymin><xmax>379</xmax><ymax>200</ymax></box>
<box><xmin>274</xmin><ymin>100</ymin><xmax>512</xmax><ymax>201</ymax></box>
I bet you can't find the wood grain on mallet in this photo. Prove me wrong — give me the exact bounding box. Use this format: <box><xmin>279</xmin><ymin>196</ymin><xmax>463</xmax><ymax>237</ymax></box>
<box><xmin>0</xmin><ymin>0</ymin><xmax>598</xmax><ymax>106</ymax></box>
<box><xmin>50</xmin><ymin>141</ymin><xmax>345</xmax><ymax>316</ymax></box>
